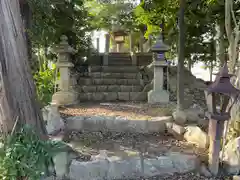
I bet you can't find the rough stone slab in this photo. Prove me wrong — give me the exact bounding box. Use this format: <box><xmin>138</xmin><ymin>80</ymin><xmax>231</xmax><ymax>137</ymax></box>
<box><xmin>127</xmin><ymin>120</ymin><xmax>148</xmax><ymax>133</ymax></box>
<box><xmin>97</xmin><ymin>85</ymin><xmax>108</xmax><ymax>92</ymax></box>
<box><xmin>117</xmin><ymin>79</ymin><xmax>128</xmax><ymax>85</ymax></box>
<box><xmin>113</xmin><ymin>117</ymin><xmax>129</xmax><ymax>132</ymax></box>
<box><xmin>92</xmin><ymin>92</ymin><xmax>105</xmax><ymax>101</ymax></box>
<box><xmin>53</xmin><ymin>152</ymin><xmax>68</xmax><ymax>178</ymax></box>
<box><xmin>107</xmin><ymin>159</ymin><xmax>139</xmax><ymax>179</ymax></box>
<box><xmin>103</xmin><ymin>79</ymin><xmax>117</xmax><ymax>85</ymax></box>
<box><xmin>93</xmin><ymin>79</ymin><xmax>104</xmax><ymax>85</ymax></box>
<box><xmin>69</xmin><ymin>153</ymin><xmax>199</xmax><ymax>180</ymax></box>
<box><xmin>90</xmin><ymin>72</ymin><xmax>101</xmax><ymax>78</ymax></box>
<box><xmin>84</xmin><ymin>116</ymin><xmax>107</xmax><ymax>131</ymax></box>
<box><xmin>220</xmin><ymin>137</ymin><xmax>240</xmax><ymax>175</ymax></box>
<box><xmin>128</xmin><ymin>79</ymin><xmax>140</xmax><ymax>85</ymax></box>
<box><xmin>82</xmin><ymin>86</ymin><xmax>96</xmax><ymax>93</ymax></box>
<box><xmin>78</xmin><ymin>93</ymin><xmax>92</xmax><ymax>101</ymax></box>
<box><xmin>107</xmin><ymin>85</ymin><xmax>121</xmax><ymax>92</ymax></box>
<box><xmin>148</xmin><ymin>157</ymin><xmax>175</xmax><ymax>175</ymax></box>
<box><xmin>120</xmin><ymin>85</ymin><xmax>142</xmax><ymax>92</ymax></box>
<box><xmin>123</xmin><ymin>73</ymin><xmax>137</xmax><ymax>79</ymax></box>
<box><xmin>79</xmin><ymin>78</ymin><xmax>92</xmax><ymax>85</ymax></box>
<box><xmin>118</xmin><ymin>92</ymin><xmax>130</xmax><ymax>101</ymax></box>
<box><xmin>104</xmin><ymin>92</ymin><xmax>118</xmax><ymax>101</ymax></box>
<box><xmin>69</xmin><ymin>160</ymin><xmax>109</xmax><ymax>180</ymax></box>
<box><xmin>66</xmin><ymin>116</ymin><xmax>85</xmax><ymax>130</ymax></box>
<box><xmin>166</xmin><ymin>122</ymin><xmax>185</xmax><ymax>138</ymax></box>
<box><xmin>102</xmin><ymin>66</ymin><xmax>138</xmax><ymax>73</ymax></box>
<box><xmin>168</xmin><ymin>152</ymin><xmax>199</xmax><ymax>173</ymax></box>
<box><xmin>147</xmin><ymin>116</ymin><xmax>172</xmax><ymax>133</ymax></box>
<box><xmin>184</xmin><ymin>125</ymin><xmax>209</xmax><ymax>149</ymax></box>
<box><xmin>130</xmin><ymin>92</ymin><xmax>147</xmax><ymax>101</ymax></box>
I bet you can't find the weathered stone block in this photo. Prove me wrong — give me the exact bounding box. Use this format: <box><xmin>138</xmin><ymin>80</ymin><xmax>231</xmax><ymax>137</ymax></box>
<box><xmin>82</xmin><ymin>86</ymin><xmax>96</xmax><ymax>92</ymax></box>
<box><xmin>66</xmin><ymin>116</ymin><xmax>85</xmax><ymax>130</ymax></box>
<box><xmin>128</xmin><ymin>79</ymin><xmax>139</xmax><ymax>85</ymax></box>
<box><xmin>79</xmin><ymin>78</ymin><xmax>92</xmax><ymax>85</ymax></box>
<box><xmin>103</xmin><ymin>79</ymin><xmax>117</xmax><ymax>85</ymax></box>
<box><xmin>130</xmin><ymin>92</ymin><xmax>147</xmax><ymax>101</ymax></box>
<box><xmin>104</xmin><ymin>92</ymin><xmax>118</xmax><ymax>101</ymax></box>
<box><xmin>108</xmin><ymin>85</ymin><xmax>120</xmax><ymax>92</ymax></box>
<box><xmin>53</xmin><ymin>152</ymin><xmax>68</xmax><ymax>178</ymax></box>
<box><xmin>127</xmin><ymin>120</ymin><xmax>148</xmax><ymax>133</ymax></box>
<box><xmin>147</xmin><ymin>116</ymin><xmax>172</xmax><ymax>133</ymax></box>
<box><xmin>97</xmin><ymin>85</ymin><xmax>108</xmax><ymax>92</ymax></box>
<box><xmin>90</xmin><ymin>72</ymin><xmax>101</xmax><ymax>78</ymax></box>
<box><xmin>120</xmin><ymin>85</ymin><xmax>132</xmax><ymax>92</ymax></box>
<box><xmin>118</xmin><ymin>92</ymin><xmax>130</xmax><ymax>101</ymax></box>
<box><xmin>168</xmin><ymin>152</ymin><xmax>199</xmax><ymax>173</ymax></box>
<box><xmin>69</xmin><ymin>160</ymin><xmax>109</xmax><ymax>180</ymax></box>
<box><xmin>117</xmin><ymin>79</ymin><xmax>128</xmax><ymax>85</ymax></box>
<box><xmin>93</xmin><ymin>79</ymin><xmax>103</xmax><ymax>85</ymax></box>
<box><xmin>79</xmin><ymin>93</ymin><xmax>92</xmax><ymax>101</ymax></box>
<box><xmin>107</xmin><ymin>159</ymin><xmax>138</xmax><ymax>179</ymax></box>
<box><xmin>184</xmin><ymin>125</ymin><xmax>209</xmax><ymax>149</ymax></box>
<box><xmin>148</xmin><ymin>90</ymin><xmax>169</xmax><ymax>104</ymax></box>
<box><xmin>123</xmin><ymin>73</ymin><xmax>137</xmax><ymax>79</ymax></box>
<box><xmin>92</xmin><ymin>92</ymin><xmax>104</xmax><ymax>101</ymax></box>
<box><xmin>84</xmin><ymin>116</ymin><xmax>106</xmax><ymax>131</ymax></box>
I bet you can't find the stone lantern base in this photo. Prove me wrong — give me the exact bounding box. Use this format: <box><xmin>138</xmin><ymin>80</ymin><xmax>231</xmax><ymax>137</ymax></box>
<box><xmin>52</xmin><ymin>91</ymin><xmax>78</xmax><ymax>106</ymax></box>
<box><xmin>148</xmin><ymin>90</ymin><xmax>169</xmax><ymax>104</ymax></box>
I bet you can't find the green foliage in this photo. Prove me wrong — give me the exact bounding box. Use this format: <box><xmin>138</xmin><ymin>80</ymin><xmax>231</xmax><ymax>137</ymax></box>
<box><xmin>0</xmin><ymin>125</ymin><xmax>63</xmax><ymax>180</ymax></box>
<box><xmin>27</xmin><ymin>0</ymin><xmax>93</xmax><ymax>66</ymax></box>
<box><xmin>34</xmin><ymin>64</ymin><xmax>56</xmax><ymax>106</ymax></box>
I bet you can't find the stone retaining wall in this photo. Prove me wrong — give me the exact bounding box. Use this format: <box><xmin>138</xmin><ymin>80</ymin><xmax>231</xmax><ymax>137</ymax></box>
<box><xmin>66</xmin><ymin>115</ymin><xmax>172</xmax><ymax>133</ymax></box>
<box><xmin>69</xmin><ymin>152</ymin><xmax>198</xmax><ymax>180</ymax></box>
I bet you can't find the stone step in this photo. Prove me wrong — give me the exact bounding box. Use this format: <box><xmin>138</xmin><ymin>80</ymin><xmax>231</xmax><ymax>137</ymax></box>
<box><xmin>102</xmin><ymin>66</ymin><xmax>139</xmax><ymax>73</ymax></box>
<box><xmin>88</xmin><ymin>72</ymin><xmax>140</xmax><ymax>79</ymax></box>
<box><xmin>108</xmin><ymin>52</ymin><xmax>130</xmax><ymax>57</ymax></box>
<box><xmin>108</xmin><ymin>60</ymin><xmax>132</xmax><ymax>66</ymax></box>
<box><xmin>78</xmin><ymin>78</ymin><xmax>141</xmax><ymax>86</ymax></box>
<box><xmin>78</xmin><ymin>92</ymin><xmax>147</xmax><ymax>101</ymax></box>
<box><xmin>88</xmin><ymin>66</ymin><xmax>140</xmax><ymax>73</ymax></box>
<box><xmin>77</xmin><ymin>85</ymin><xmax>142</xmax><ymax>93</ymax></box>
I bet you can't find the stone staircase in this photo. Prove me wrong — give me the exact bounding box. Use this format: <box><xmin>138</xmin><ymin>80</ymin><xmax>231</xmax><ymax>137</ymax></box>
<box><xmin>76</xmin><ymin>53</ymin><xmax>147</xmax><ymax>102</ymax></box>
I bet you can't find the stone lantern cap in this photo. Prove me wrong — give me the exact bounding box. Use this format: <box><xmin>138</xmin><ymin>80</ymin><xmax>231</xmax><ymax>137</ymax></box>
<box><xmin>53</xmin><ymin>35</ymin><xmax>76</xmax><ymax>54</ymax></box>
<box><xmin>151</xmin><ymin>35</ymin><xmax>170</xmax><ymax>53</ymax></box>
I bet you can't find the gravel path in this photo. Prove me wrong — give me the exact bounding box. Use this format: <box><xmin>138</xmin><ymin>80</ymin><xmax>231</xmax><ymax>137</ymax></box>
<box><xmin>122</xmin><ymin>173</ymin><xmax>232</xmax><ymax>180</ymax></box>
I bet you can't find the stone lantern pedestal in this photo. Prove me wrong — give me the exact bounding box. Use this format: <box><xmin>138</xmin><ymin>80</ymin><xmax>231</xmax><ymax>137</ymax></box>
<box><xmin>148</xmin><ymin>34</ymin><xmax>170</xmax><ymax>104</ymax></box>
<box><xmin>51</xmin><ymin>35</ymin><xmax>78</xmax><ymax>106</ymax></box>
<box><xmin>148</xmin><ymin>61</ymin><xmax>169</xmax><ymax>103</ymax></box>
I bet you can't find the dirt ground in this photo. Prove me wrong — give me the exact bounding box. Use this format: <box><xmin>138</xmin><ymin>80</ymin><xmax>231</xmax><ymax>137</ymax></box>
<box><xmin>60</xmin><ymin>102</ymin><xmax>176</xmax><ymax>120</ymax></box>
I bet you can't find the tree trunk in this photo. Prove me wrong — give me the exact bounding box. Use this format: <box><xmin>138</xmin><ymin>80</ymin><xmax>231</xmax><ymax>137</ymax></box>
<box><xmin>0</xmin><ymin>0</ymin><xmax>47</xmax><ymax>137</ymax></box>
<box><xmin>215</xmin><ymin>22</ymin><xmax>225</xmax><ymax>68</ymax></box>
<box><xmin>177</xmin><ymin>0</ymin><xmax>185</xmax><ymax>111</ymax></box>
<box><xmin>187</xmin><ymin>58</ymin><xmax>192</xmax><ymax>71</ymax></box>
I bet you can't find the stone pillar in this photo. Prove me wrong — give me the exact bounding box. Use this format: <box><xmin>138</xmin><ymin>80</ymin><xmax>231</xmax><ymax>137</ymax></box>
<box><xmin>52</xmin><ymin>35</ymin><xmax>77</xmax><ymax>106</ymax></box>
<box><xmin>130</xmin><ymin>32</ymin><xmax>137</xmax><ymax>65</ymax></box>
<box><xmin>117</xmin><ymin>43</ymin><xmax>121</xmax><ymax>52</ymax></box>
<box><xmin>96</xmin><ymin>37</ymin><xmax>100</xmax><ymax>52</ymax></box>
<box><xmin>103</xmin><ymin>33</ymin><xmax>110</xmax><ymax>65</ymax></box>
<box><xmin>139</xmin><ymin>32</ymin><xmax>144</xmax><ymax>53</ymax></box>
<box><xmin>148</xmin><ymin>35</ymin><xmax>170</xmax><ymax>104</ymax></box>
<box><xmin>105</xmin><ymin>33</ymin><xmax>110</xmax><ymax>53</ymax></box>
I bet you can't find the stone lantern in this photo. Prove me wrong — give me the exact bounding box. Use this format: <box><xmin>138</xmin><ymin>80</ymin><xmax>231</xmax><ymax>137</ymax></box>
<box><xmin>205</xmin><ymin>63</ymin><xmax>240</xmax><ymax>175</ymax></box>
<box><xmin>51</xmin><ymin>35</ymin><xmax>77</xmax><ymax>106</ymax></box>
<box><xmin>148</xmin><ymin>35</ymin><xmax>170</xmax><ymax>104</ymax></box>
